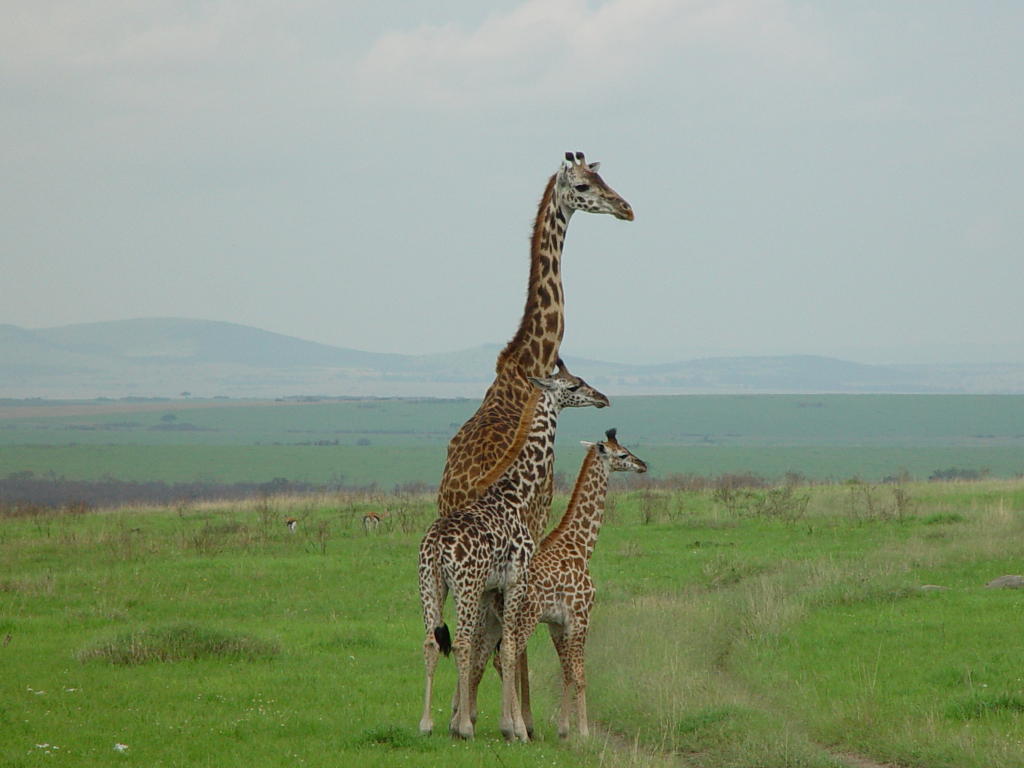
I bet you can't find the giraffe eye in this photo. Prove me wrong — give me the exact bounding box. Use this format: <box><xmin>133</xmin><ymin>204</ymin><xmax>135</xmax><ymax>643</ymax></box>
<box><xmin>568</xmin><ymin>384</ymin><xmax>581</xmax><ymax>392</ymax></box>
<box><xmin>574</xmin><ymin>184</ymin><xmax>590</xmax><ymax>192</ymax></box>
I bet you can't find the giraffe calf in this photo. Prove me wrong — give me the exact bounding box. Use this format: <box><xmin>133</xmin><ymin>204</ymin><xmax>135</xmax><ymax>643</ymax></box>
<box><xmin>477</xmin><ymin>429</ymin><xmax>646</xmax><ymax>739</ymax></box>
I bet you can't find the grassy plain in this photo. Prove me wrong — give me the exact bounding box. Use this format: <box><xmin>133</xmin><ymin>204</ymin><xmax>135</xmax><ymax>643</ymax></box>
<box><xmin>3</xmin><ymin>481</ymin><xmax>1024</xmax><ymax>767</ymax></box>
<box><xmin>2</xmin><ymin>395</ymin><xmax>1023</xmax><ymax>486</ymax></box>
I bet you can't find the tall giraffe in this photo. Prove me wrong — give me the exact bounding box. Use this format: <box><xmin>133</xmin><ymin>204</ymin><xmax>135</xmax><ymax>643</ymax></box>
<box><xmin>437</xmin><ymin>151</ymin><xmax>633</xmax><ymax>540</ymax></box>
<box><xmin>480</xmin><ymin>429</ymin><xmax>647</xmax><ymax>739</ymax></box>
<box><xmin>417</xmin><ymin>374</ymin><xmax>609</xmax><ymax>741</ymax></box>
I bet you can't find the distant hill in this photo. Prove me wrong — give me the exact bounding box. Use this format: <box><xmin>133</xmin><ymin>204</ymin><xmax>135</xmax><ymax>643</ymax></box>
<box><xmin>2</xmin><ymin>318</ymin><xmax>1023</xmax><ymax>398</ymax></box>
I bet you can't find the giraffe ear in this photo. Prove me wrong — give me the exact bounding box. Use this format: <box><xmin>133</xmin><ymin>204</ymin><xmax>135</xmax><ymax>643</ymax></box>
<box><xmin>579</xmin><ymin>441</ymin><xmax>596</xmax><ymax>449</ymax></box>
<box><xmin>588</xmin><ymin>161</ymin><xmax>601</xmax><ymax>172</ymax></box>
<box><xmin>528</xmin><ymin>376</ymin><xmax>556</xmax><ymax>390</ymax></box>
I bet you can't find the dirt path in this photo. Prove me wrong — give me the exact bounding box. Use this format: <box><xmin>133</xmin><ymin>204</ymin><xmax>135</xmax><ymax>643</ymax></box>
<box><xmin>832</xmin><ymin>751</ymin><xmax>899</xmax><ymax>768</ymax></box>
<box><xmin>592</xmin><ymin>721</ymin><xmax>900</xmax><ymax>768</ymax></box>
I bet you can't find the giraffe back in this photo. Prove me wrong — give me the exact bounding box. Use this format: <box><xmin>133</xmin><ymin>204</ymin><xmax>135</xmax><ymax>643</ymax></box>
<box><xmin>438</xmin><ymin>362</ymin><xmax>608</xmax><ymax>541</ymax></box>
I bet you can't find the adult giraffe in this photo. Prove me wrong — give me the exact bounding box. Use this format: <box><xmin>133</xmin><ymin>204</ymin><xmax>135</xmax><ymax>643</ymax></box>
<box><xmin>437</xmin><ymin>151</ymin><xmax>634</xmax><ymax>537</ymax></box>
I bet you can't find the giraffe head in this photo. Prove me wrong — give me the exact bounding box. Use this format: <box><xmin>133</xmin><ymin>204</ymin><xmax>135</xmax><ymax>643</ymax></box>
<box><xmin>528</xmin><ymin>362</ymin><xmax>609</xmax><ymax>411</ymax></box>
<box><xmin>557</xmin><ymin>151</ymin><xmax>634</xmax><ymax>221</ymax></box>
<box><xmin>582</xmin><ymin>428</ymin><xmax>648</xmax><ymax>474</ymax></box>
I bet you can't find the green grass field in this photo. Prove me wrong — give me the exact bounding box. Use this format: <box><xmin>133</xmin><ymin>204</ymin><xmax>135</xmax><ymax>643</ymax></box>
<box><xmin>3</xmin><ymin>481</ymin><xmax>1024</xmax><ymax>767</ymax></box>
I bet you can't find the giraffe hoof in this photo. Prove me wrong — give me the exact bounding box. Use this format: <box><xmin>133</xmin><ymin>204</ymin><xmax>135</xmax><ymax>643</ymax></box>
<box><xmin>450</xmin><ymin>722</ymin><xmax>474</xmax><ymax>740</ymax></box>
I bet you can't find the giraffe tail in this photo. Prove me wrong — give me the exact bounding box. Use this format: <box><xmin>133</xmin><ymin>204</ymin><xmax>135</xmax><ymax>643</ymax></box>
<box><xmin>434</xmin><ymin>624</ymin><xmax>452</xmax><ymax>657</ymax></box>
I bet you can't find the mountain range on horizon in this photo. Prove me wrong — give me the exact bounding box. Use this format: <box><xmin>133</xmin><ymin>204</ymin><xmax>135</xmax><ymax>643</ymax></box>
<box><xmin>2</xmin><ymin>318</ymin><xmax>1024</xmax><ymax>399</ymax></box>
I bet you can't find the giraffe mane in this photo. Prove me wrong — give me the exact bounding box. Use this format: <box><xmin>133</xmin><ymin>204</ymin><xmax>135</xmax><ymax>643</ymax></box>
<box><xmin>473</xmin><ymin>384</ymin><xmax>543</xmax><ymax>492</ymax></box>
<box><xmin>541</xmin><ymin>443</ymin><xmax>598</xmax><ymax>547</ymax></box>
<box><xmin>497</xmin><ymin>172</ymin><xmax>558</xmax><ymax>373</ymax></box>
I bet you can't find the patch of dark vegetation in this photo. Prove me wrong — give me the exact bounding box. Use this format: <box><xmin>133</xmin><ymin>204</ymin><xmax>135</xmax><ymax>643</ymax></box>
<box><xmin>0</xmin><ymin>498</ymin><xmax>90</xmax><ymax>518</ymax></box>
<box><xmin>946</xmin><ymin>692</ymin><xmax>1024</xmax><ymax>720</ymax></box>
<box><xmin>673</xmin><ymin>706</ymin><xmax>753</xmax><ymax>752</ymax></box>
<box><xmin>702</xmin><ymin>556</ymin><xmax>768</xmax><ymax>589</ymax></box>
<box><xmin>929</xmin><ymin>467</ymin><xmax>991</xmax><ymax>482</ymax></box>
<box><xmin>77</xmin><ymin>623</ymin><xmax>280</xmax><ymax>665</ymax></box>
<box><xmin>923</xmin><ymin>512</ymin><xmax>967</xmax><ymax>525</ymax></box>
<box><xmin>317</xmin><ymin>631</ymin><xmax>380</xmax><ymax>652</ymax></box>
<box><xmin>355</xmin><ymin>725</ymin><xmax>432</xmax><ymax>750</ymax></box>
<box><xmin>676</xmin><ymin>706</ymin><xmax>739</xmax><ymax>735</ymax></box>
<box><xmin>712</xmin><ymin>484</ymin><xmax>810</xmax><ymax>521</ymax></box>
<box><xmin>147</xmin><ymin>422</ymin><xmax>215</xmax><ymax>432</ymax></box>
<box><xmin>0</xmin><ymin>471</ymin><xmax>383</xmax><ymax>509</ymax></box>
<box><xmin>810</xmin><ymin>583</ymin><xmax>920</xmax><ymax>609</ymax></box>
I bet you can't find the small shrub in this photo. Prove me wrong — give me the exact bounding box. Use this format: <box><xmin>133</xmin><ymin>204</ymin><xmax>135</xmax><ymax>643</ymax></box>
<box><xmin>843</xmin><ymin>480</ymin><xmax>913</xmax><ymax>521</ymax></box>
<box><xmin>638</xmin><ymin>491</ymin><xmax>670</xmax><ymax>524</ymax></box>
<box><xmin>712</xmin><ymin>486</ymin><xmax>759</xmax><ymax>516</ymax></box>
<box><xmin>603</xmin><ymin>493</ymin><xmax>619</xmax><ymax>525</ymax></box>
<box><xmin>315</xmin><ymin>519</ymin><xmax>330</xmax><ymax>555</ymax></box>
<box><xmin>750</xmin><ymin>486</ymin><xmax>810</xmax><ymax>522</ymax></box>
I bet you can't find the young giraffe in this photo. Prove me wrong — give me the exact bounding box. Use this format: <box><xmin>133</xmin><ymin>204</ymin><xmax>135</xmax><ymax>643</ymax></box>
<box><xmin>418</xmin><ymin>374</ymin><xmax>609</xmax><ymax>742</ymax></box>
<box><xmin>472</xmin><ymin>429</ymin><xmax>647</xmax><ymax>739</ymax></box>
<box><xmin>438</xmin><ymin>151</ymin><xmax>633</xmax><ymax>535</ymax></box>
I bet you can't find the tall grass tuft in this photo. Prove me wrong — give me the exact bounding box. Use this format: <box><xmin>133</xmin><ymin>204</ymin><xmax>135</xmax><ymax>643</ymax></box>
<box><xmin>947</xmin><ymin>693</ymin><xmax>1024</xmax><ymax>721</ymax></box>
<box><xmin>77</xmin><ymin>623</ymin><xmax>280</xmax><ymax>665</ymax></box>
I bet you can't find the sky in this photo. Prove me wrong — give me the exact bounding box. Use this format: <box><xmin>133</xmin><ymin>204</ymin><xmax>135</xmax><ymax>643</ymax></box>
<box><xmin>2</xmin><ymin>0</ymin><xmax>1022</xmax><ymax>365</ymax></box>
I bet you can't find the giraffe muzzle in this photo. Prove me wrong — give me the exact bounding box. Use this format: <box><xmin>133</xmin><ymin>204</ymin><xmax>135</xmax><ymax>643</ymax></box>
<box><xmin>614</xmin><ymin>203</ymin><xmax>635</xmax><ymax>221</ymax></box>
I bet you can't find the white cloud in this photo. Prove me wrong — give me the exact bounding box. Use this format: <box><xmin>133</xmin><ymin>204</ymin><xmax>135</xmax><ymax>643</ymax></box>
<box><xmin>354</xmin><ymin>0</ymin><xmax>829</xmax><ymax>109</ymax></box>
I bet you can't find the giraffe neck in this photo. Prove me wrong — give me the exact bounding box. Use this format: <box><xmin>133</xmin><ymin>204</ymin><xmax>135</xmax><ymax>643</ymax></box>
<box><xmin>497</xmin><ymin>173</ymin><xmax>570</xmax><ymax>378</ymax></box>
<box><xmin>541</xmin><ymin>447</ymin><xmax>609</xmax><ymax>559</ymax></box>
<box><xmin>475</xmin><ymin>390</ymin><xmax>561</xmax><ymax>517</ymax></box>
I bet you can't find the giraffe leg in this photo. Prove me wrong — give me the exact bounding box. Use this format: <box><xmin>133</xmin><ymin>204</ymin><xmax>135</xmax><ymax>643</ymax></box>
<box><xmin>499</xmin><ymin>634</ymin><xmax>526</xmax><ymax>742</ymax></box>
<box><xmin>548</xmin><ymin>623</ymin><xmax>573</xmax><ymax>739</ymax></box>
<box><xmin>450</xmin><ymin>636</ymin><xmax>475</xmax><ymax>739</ymax></box>
<box><xmin>518</xmin><ymin>648</ymin><xmax>534</xmax><ymax>738</ymax></box>
<box><xmin>419</xmin><ymin>636</ymin><xmax>439</xmax><ymax>735</ymax></box>
<box><xmin>449</xmin><ymin>588</ymin><xmax>485</xmax><ymax>740</ymax></box>
<box><xmin>569</xmin><ymin>635</ymin><xmax>589</xmax><ymax>738</ymax></box>
<box><xmin>499</xmin><ymin>582</ymin><xmax>531</xmax><ymax>743</ymax></box>
<box><xmin>450</xmin><ymin>610</ymin><xmax>487</xmax><ymax>726</ymax></box>
<box><xmin>417</xmin><ymin>537</ymin><xmax>448</xmax><ymax>736</ymax></box>
<box><xmin>464</xmin><ymin>595</ymin><xmax>501</xmax><ymax>726</ymax></box>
